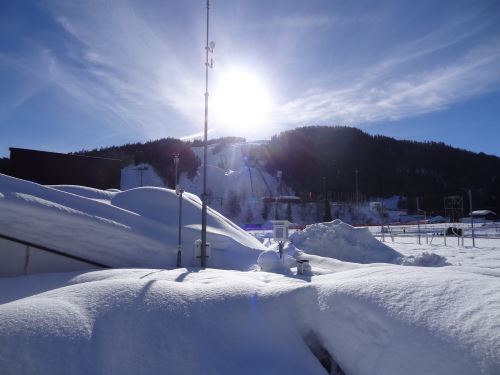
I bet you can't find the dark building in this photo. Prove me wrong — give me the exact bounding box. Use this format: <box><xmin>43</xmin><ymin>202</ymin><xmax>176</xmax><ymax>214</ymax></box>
<box><xmin>9</xmin><ymin>148</ymin><xmax>122</xmax><ymax>190</ymax></box>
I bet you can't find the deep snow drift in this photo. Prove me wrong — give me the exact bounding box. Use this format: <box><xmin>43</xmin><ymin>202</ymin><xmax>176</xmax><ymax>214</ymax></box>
<box><xmin>1</xmin><ymin>267</ymin><xmax>499</xmax><ymax>375</ymax></box>
<box><xmin>290</xmin><ymin>219</ymin><xmax>401</xmax><ymax>263</ymax></box>
<box><xmin>290</xmin><ymin>219</ymin><xmax>448</xmax><ymax>267</ymax></box>
<box><xmin>1</xmin><ymin>173</ymin><xmax>500</xmax><ymax>374</ymax></box>
<box><xmin>0</xmin><ymin>173</ymin><xmax>265</xmax><ymax>269</ymax></box>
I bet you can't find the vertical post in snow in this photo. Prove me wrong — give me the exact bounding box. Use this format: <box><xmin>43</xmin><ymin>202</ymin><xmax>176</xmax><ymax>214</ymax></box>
<box><xmin>174</xmin><ymin>153</ymin><xmax>183</xmax><ymax>268</ymax></box>
<box><xmin>23</xmin><ymin>245</ymin><xmax>30</xmax><ymax>275</ymax></box>
<box><xmin>173</xmin><ymin>153</ymin><xmax>179</xmax><ymax>189</ymax></box>
<box><xmin>416</xmin><ymin>197</ymin><xmax>421</xmax><ymax>245</ymax></box>
<box><xmin>201</xmin><ymin>0</ymin><xmax>212</xmax><ymax>268</ymax></box>
<box><xmin>177</xmin><ymin>189</ymin><xmax>183</xmax><ymax>268</ymax></box>
<box><xmin>469</xmin><ymin>189</ymin><xmax>475</xmax><ymax>248</ymax></box>
<box><xmin>355</xmin><ymin>168</ymin><xmax>359</xmax><ymax>206</ymax></box>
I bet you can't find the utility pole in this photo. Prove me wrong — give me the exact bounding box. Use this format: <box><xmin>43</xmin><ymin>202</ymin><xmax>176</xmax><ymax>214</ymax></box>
<box><xmin>275</xmin><ymin>171</ymin><xmax>282</xmax><ymax>220</ymax></box>
<box><xmin>134</xmin><ymin>166</ymin><xmax>148</xmax><ymax>187</ymax></box>
<box><xmin>173</xmin><ymin>153</ymin><xmax>179</xmax><ymax>188</ymax></box>
<box><xmin>173</xmin><ymin>154</ymin><xmax>183</xmax><ymax>267</ymax></box>
<box><xmin>469</xmin><ymin>189</ymin><xmax>475</xmax><ymax>247</ymax></box>
<box><xmin>416</xmin><ymin>197</ymin><xmax>421</xmax><ymax>245</ymax></box>
<box><xmin>201</xmin><ymin>0</ymin><xmax>214</xmax><ymax>268</ymax></box>
<box><xmin>355</xmin><ymin>168</ymin><xmax>359</xmax><ymax>206</ymax></box>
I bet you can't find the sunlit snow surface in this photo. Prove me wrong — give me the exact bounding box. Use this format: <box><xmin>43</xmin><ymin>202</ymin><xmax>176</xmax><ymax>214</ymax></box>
<box><xmin>1</xmin><ymin>173</ymin><xmax>500</xmax><ymax>374</ymax></box>
<box><xmin>0</xmin><ymin>173</ymin><xmax>265</xmax><ymax>269</ymax></box>
<box><xmin>1</xmin><ymin>267</ymin><xmax>499</xmax><ymax>375</ymax></box>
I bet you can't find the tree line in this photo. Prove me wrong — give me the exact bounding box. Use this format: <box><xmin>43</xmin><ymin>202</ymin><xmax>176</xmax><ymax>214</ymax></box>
<box><xmin>247</xmin><ymin>126</ymin><xmax>500</xmax><ymax>215</ymax></box>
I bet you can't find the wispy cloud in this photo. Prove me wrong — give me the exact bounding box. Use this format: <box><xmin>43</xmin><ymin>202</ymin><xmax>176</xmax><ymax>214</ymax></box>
<box><xmin>272</xmin><ymin>15</ymin><xmax>334</xmax><ymax>29</ymax></box>
<box><xmin>0</xmin><ymin>48</ymin><xmax>56</xmax><ymax>120</ymax></box>
<box><xmin>276</xmin><ymin>35</ymin><xmax>500</xmax><ymax>127</ymax></box>
<box><xmin>4</xmin><ymin>0</ymin><xmax>500</xmax><ymax>144</ymax></box>
<box><xmin>34</xmin><ymin>1</ymin><xmax>206</xmax><ymax>139</ymax></box>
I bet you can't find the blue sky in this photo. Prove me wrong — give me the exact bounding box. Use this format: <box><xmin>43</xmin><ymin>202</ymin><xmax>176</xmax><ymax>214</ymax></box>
<box><xmin>1</xmin><ymin>0</ymin><xmax>499</xmax><ymax>157</ymax></box>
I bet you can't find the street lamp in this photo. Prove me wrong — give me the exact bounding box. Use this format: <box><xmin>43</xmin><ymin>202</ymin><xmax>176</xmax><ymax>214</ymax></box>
<box><xmin>133</xmin><ymin>166</ymin><xmax>149</xmax><ymax>187</ymax></box>
<box><xmin>173</xmin><ymin>154</ymin><xmax>183</xmax><ymax>268</ymax></box>
<box><xmin>468</xmin><ymin>189</ymin><xmax>475</xmax><ymax>247</ymax></box>
<box><xmin>417</xmin><ymin>207</ymin><xmax>427</xmax><ymax>244</ymax></box>
<box><xmin>201</xmin><ymin>0</ymin><xmax>215</xmax><ymax>268</ymax></box>
<box><xmin>275</xmin><ymin>170</ymin><xmax>282</xmax><ymax>220</ymax></box>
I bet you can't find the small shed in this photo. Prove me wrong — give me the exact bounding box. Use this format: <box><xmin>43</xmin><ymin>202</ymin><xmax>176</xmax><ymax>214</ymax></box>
<box><xmin>470</xmin><ymin>210</ymin><xmax>497</xmax><ymax>221</ymax></box>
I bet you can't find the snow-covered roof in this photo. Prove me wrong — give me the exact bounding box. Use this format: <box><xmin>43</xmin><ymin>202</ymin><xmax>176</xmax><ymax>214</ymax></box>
<box><xmin>471</xmin><ymin>210</ymin><xmax>496</xmax><ymax>216</ymax></box>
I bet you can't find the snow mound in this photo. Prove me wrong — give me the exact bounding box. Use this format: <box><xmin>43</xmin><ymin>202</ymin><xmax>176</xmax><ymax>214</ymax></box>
<box><xmin>257</xmin><ymin>250</ymin><xmax>288</xmax><ymax>273</ymax></box>
<box><xmin>1</xmin><ymin>267</ymin><xmax>499</xmax><ymax>375</ymax></box>
<box><xmin>399</xmin><ymin>252</ymin><xmax>450</xmax><ymax>267</ymax></box>
<box><xmin>290</xmin><ymin>220</ymin><xmax>401</xmax><ymax>264</ymax></box>
<box><xmin>0</xmin><ymin>173</ymin><xmax>265</xmax><ymax>270</ymax></box>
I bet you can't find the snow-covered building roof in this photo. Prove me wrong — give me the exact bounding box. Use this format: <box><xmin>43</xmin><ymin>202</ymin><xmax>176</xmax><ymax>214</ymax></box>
<box><xmin>470</xmin><ymin>210</ymin><xmax>496</xmax><ymax>217</ymax></box>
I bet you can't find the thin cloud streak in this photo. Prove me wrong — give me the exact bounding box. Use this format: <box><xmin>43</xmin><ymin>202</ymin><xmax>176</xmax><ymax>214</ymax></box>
<box><xmin>276</xmin><ymin>39</ymin><xmax>500</xmax><ymax>127</ymax></box>
<box><xmin>5</xmin><ymin>0</ymin><xmax>499</xmax><ymax>144</ymax></box>
<box><xmin>44</xmin><ymin>1</ymin><xmax>205</xmax><ymax>139</ymax></box>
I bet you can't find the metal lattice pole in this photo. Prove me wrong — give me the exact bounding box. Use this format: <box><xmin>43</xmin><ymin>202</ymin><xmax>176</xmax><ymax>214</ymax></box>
<box><xmin>201</xmin><ymin>0</ymin><xmax>214</xmax><ymax>268</ymax></box>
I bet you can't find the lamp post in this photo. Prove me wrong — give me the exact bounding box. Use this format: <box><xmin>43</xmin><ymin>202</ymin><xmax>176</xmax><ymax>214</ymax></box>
<box><xmin>469</xmin><ymin>189</ymin><xmax>475</xmax><ymax>248</ymax></box>
<box><xmin>275</xmin><ymin>170</ymin><xmax>282</xmax><ymax>220</ymax></box>
<box><xmin>416</xmin><ymin>197</ymin><xmax>421</xmax><ymax>245</ymax></box>
<box><xmin>355</xmin><ymin>168</ymin><xmax>359</xmax><ymax>206</ymax></box>
<box><xmin>201</xmin><ymin>0</ymin><xmax>214</xmax><ymax>268</ymax></box>
<box><xmin>173</xmin><ymin>154</ymin><xmax>183</xmax><ymax>267</ymax></box>
<box><xmin>133</xmin><ymin>166</ymin><xmax>149</xmax><ymax>187</ymax></box>
<box><xmin>417</xmin><ymin>207</ymin><xmax>427</xmax><ymax>244</ymax></box>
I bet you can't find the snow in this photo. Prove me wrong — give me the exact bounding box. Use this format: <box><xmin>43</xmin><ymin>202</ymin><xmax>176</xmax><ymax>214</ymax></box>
<box><xmin>381</xmin><ymin>236</ymin><xmax>500</xmax><ymax>271</ymax></box>
<box><xmin>121</xmin><ymin>163</ymin><xmax>165</xmax><ymax>190</ymax></box>
<box><xmin>257</xmin><ymin>250</ymin><xmax>289</xmax><ymax>273</ymax></box>
<box><xmin>181</xmin><ymin>143</ymin><xmax>288</xmax><ymax>223</ymax></box>
<box><xmin>290</xmin><ymin>219</ymin><xmax>401</xmax><ymax>264</ymax></box>
<box><xmin>289</xmin><ymin>219</ymin><xmax>446</xmax><ymax>267</ymax></box>
<box><xmin>1</xmin><ymin>172</ymin><xmax>500</xmax><ymax>374</ymax></box>
<box><xmin>0</xmin><ymin>173</ymin><xmax>265</xmax><ymax>269</ymax></box>
<box><xmin>1</xmin><ymin>266</ymin><xmax>499</xmax><ymax>375</ymax></box>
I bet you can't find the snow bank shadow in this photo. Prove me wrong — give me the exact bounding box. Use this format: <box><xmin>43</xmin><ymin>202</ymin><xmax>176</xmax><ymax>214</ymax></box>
<box><xmin>303</xmin><ymin>331</ymin><xmax>346</xmax><ymax>375</ymax></box>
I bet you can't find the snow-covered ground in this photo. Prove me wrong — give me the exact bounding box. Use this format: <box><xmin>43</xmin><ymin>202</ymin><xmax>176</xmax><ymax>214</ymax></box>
<box><xmin>1</xmin><ymin>173</ymin><xmax>499</xmax><ymax>374</ymax></box>
<box><xmin>380</xmin><ymin>235</ymin><xmax>500</xmax><ymax>270</ymax></box>
<box><xmin>1</xmin><ymin>264</ymin><xmax>499</xmax><ymax>375</ymax></box>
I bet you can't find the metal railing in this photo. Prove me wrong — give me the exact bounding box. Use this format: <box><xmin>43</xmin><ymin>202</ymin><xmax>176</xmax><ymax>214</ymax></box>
<box><xmin>0</xmin><ymin>232</ymin><xmax>110</xmax><ymax>269</ymax></box>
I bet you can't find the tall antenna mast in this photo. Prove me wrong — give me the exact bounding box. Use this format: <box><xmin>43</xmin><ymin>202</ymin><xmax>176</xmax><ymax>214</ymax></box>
<box><xmin>201</xmin><ymin>0</ymin><xmax>214</xmax><ymax>268</ymax></box>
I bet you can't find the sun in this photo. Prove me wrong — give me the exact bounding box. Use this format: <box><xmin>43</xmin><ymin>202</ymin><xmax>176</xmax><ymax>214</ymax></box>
<box><xmin>211</xmin><ymin>68</ymin><xmax>273</xmax><ymax>132</ymax></box>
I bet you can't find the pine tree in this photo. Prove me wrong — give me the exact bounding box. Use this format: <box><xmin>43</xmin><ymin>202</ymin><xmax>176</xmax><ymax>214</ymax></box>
<box><xmin>245</xmin><ymin>206</ymin><xmax>254</xmax><ymax>223</ymax></box>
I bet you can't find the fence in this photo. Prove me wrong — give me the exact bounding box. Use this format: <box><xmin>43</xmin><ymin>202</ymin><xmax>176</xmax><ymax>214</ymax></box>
<box><xmin>370</xmin><ymin>222</ymin><xmax>500</xmax><ymax>246</ymax></box>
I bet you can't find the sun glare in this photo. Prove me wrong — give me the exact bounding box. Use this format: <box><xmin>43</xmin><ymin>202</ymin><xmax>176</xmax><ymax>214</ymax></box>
<box><xmin>212</xmin><ymin>69</ymin><xmax>273</xmax><ymax>132</ymax></box>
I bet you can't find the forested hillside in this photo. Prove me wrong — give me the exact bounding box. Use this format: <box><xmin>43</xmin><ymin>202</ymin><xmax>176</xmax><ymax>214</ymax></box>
<box><xmin>4</xmin><ymin>127</ymin><xmax>497</xmax><ymax>216</ymax></box>
<box><xmin>77</xmin><ymin>136</ymin><xmax>246</xmax><ymax>188</ymax></box>
<box><xmin>251</xmin><ymin>126</ymin><xmax>500</xmax><ymax>214</ymax></box>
